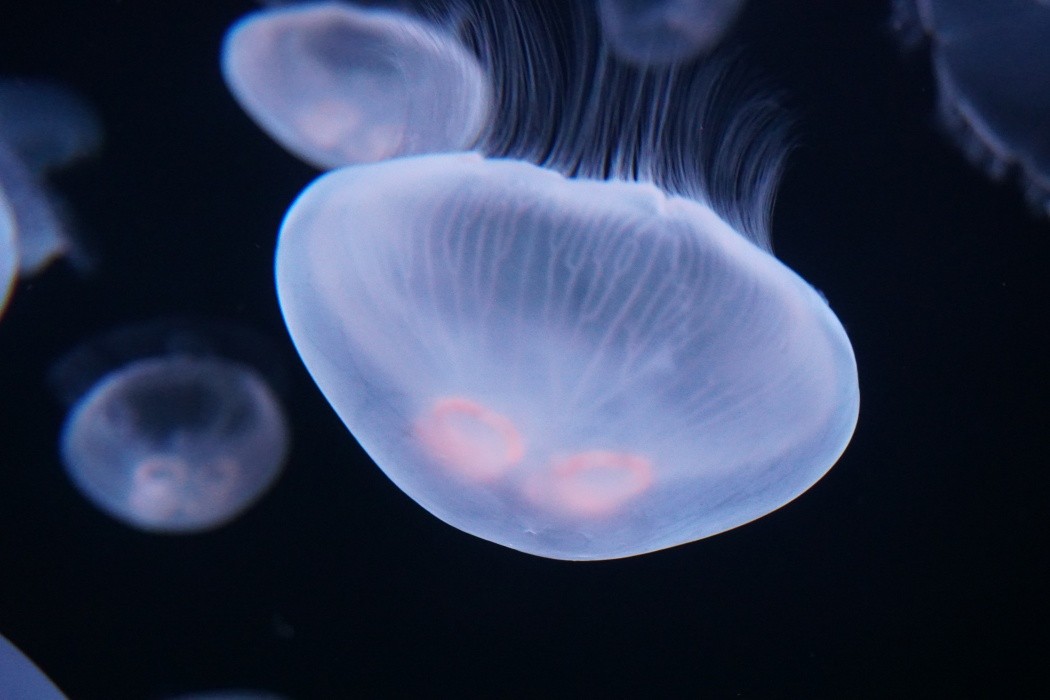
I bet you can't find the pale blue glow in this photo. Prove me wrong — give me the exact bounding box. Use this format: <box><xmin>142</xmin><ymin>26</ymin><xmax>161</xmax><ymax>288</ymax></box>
<box><xmin>0</xmin><ymin>633</ymin><xmax>67</xmax><ymax>700</ymax></box>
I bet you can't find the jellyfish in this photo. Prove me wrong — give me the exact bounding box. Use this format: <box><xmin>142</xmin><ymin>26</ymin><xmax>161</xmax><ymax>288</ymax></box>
<box><xmin>271</xmin><ymin>3</ymin><xmax>858</xmax><ymax>561</ymax></box>
<box><xmin>51</xmin><ymin>321</ymin><xmax>291</xmax><ymax>533</ymax></box>
<box><xmin>0</xmin><ymin>186</ymin><xmax>15</xmax><ymax>316</ymax></box>
<box><xmin>0</xmin><ymin>79</ymin><xmax>100</xmax><ymax>279</ymax></box>
<box><xmin>0</xmin><ymin>633</ymin><xmax>67</xmax><ymax>700</ymax></box>
<box><xmin>894</xmin><ymin>0</ymin><xmax>1050</xmax><ymax>216</ymax></box>
<box><xmin>221</xmin><ymin>1</ymin><xmax>491</xmax><ymax>169</ymax></box>
<box><xmin>596</xmin><ymin>0</ymin><xmax>748</xmax><ymax>65</ymax></box>
<box><xmin>166</xmin><ymin>691</ymin><xmax>287</xmax><ymax>700</ymax></box>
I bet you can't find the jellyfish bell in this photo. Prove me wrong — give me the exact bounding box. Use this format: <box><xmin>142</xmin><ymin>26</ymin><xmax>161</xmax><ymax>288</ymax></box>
<box><xmin>275</xmin><ymin>2</ymin><xmax>858</xmax><ymax>559</ymax></box>
<box><xmin>0</xmin><ymin>78</ymin><xmax>103</xmax><ymax>174</ymax></box>
<box><xmin>50</xmin><ymin>320</ymin><xmax>291</xmax><ymax>533</ymax></box>
<box><xmin>894</xmin><ymin>0</ymin><xmax>1050</xmax><ymax>216</ymax></box>
<box><xmin>221</xmin><ymin>0</ymin><xmax>491</xmax><ymax>170</ymax></box>
<box><xmin>596</xmin><ymin>0</ymin><xmax>748</xmax><ymax>66</ymax></box>
<box><xmin>0</xmin><ymin>633</ymin><xmax>67</xmax><ymax>700</ymax></box>
<box><xmin>0</xmin><ymin>78</ymin><xmax>100</xmax><ymax>280</ymax></box>
<box><xmin>276</xmin><ymin>153</ymin><xmax>859</xmax><ymax>560</ymax></box>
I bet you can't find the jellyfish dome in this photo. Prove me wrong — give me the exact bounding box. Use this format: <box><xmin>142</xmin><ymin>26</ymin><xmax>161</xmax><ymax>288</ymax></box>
<box><xmin>596</xmin><ymin>0</ymin><xmax>748</xmax><ymax>66</ymax></box>
<box><xmin>53</xmin><ymin>322</ymin><xmax>291</xmax><ymax>533</ymax></box>
<box><xmin>0</xmin><ymin>633</ymin><xmax>67</xmax><ymax>700</ymax></box>
<box><xmin>0</xmin><ymin>78</ymin><xmax>101</xmax><ymax>277</ymax></box>
<box><xmin>221</xmin><ymin>1</ymin><xmax>491</xmax><ymax>169</ymax></box>
<box><xmin>276</xmin><ymin>152</ymin><xmax>859</xmax><ymax>560</ymax></box>
<box><xmin>895</xmin><ymin>0</ymin><xmax>1050</xmax><ymax>215</ymax></box>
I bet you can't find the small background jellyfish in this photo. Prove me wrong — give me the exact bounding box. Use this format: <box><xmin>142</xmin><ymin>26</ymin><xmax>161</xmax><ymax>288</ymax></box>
<box><xmin>50</xmin><ymin>320</ymin><xmax>291</xmax><ymax>533</ymax></box>
<box><xmin>0</xmin><ymin>633</ymin><xmax>67</xmax><ymax>700</ymax></box>
<box><xmin>275</xmin><ymin>0</ymin><xmax>858</xmax><ymax>559</ymax></box>
<box><xmin>221</xmin><ymin>1</ymin><xmax>491</xmax><ymax>169</ymax></box>
<box><xmin>596</xmin><ymin>0</ymin><xmax>748</xmax><ymax>66</ymax></box>
<box><xmin>0</xmin><ymin>79</ymin><xmax>101</xmax><ymax>279</ymax></box>
<box><xmin>894</xmin><ymin>0</ymin><xmax>1050</xmax><ymax>216</ymax></box>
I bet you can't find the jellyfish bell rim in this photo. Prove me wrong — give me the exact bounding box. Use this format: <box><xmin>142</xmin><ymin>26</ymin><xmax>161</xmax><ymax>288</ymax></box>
<box><xmin>276</xmin><ymin>151</ymin><xmax>860</xmax><ymax>560</ymax></box>
<box><xmin>48</xmin><ymin>317</ymin><xmax>292</xmax><ymax>408</ymax></box>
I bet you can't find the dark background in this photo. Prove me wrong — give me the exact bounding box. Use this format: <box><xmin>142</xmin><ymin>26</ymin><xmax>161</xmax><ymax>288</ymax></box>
<box><xmin>1</xmin><ymin>1</ymin><xmax>1047</xmax><ymax>697</ymax></box>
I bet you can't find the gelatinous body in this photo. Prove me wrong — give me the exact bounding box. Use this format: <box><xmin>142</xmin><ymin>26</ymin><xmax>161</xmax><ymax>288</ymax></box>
<box><xmin>0</xmin><ymin>633</ymin><xmax>67</xmax><ymax>700</ymax></box>
<box><xmin>0</xmin><ymin>79</ymin><xmax>100</xmax><ymax>276</ymax></box>
<box><xmin>276</xmin><ymin>152</ymin><xmax>859</xmax><ymax>560</ymax></box>
<box><xmin>59</xmin><ymin>355</ymin><xmax>289</xmax><ymax>533</ymax></box>
<box><xmin>597</xmin><ymin>0</ymin><xmax>747</xmax><ymax>65</ymax></box>
<box><xmin>896</xmin><ymin>0</ymin><xmax>1050</xmax><ymax>214</ymax></box>
<box><xmin>222</xmin><ymin>1</ymin><xmax>490</xmax><ymax>169</ymax></box>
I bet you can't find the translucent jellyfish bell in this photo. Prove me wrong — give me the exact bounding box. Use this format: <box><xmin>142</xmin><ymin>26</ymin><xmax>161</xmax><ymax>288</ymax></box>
<box><xmin>276</xmin><ymin>153</ymin><xmax>859</xmax><ymax>560</ymax></box>
<box><xmin>0</xmin><ymin>78</ymin><xmax>100</xmax><ymax>277</ymax></box>
<box><xmin>0</xmin><ymin>633</ymin><xmax>67</xmax><ymax>700</ymax></box>
<box><xmin>221</xmin><ymin>1</ymin><xmax>491</xmax><ymax>169</ymax></box>
<box><xmin>895</xmin><ymin>0</ymin><xmax>1050</xmax><ymax>215</ymax></box>
<box><xmin>51</xmin><ymin>321</ymin><xmax>291</xmax><ymax>533</ymax></box>
<box><xmin>596</xmin><ymin>0</ymin><xmax>747</xmax><ymax>65</ymax></box>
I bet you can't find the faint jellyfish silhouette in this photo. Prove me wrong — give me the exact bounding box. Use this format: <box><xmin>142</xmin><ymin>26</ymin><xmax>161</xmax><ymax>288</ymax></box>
<box><xmin>596</xmin><ymin>0</ymin><xmax>747</xmax><ymax>65</ymax></box>
<box><xmin>275</xmin><ymin>2</ymin><xmax>858</xmax><ymax>560</ymax></box>
<box><xmin>894</xmin><ymin>0</ymin><xmax>1050</xmax><ymax>215</ymax></box>
<box><xmin>166</xmin><ymin>691</ymin><xmax>288</xmax><ymax>700</ymax></box>
<box><xmin>221</xmin><ymin>1</ymin><xmax>491</xmax><ymax>169</ymax></box>
<box><xmin>0</xmin><ymin>633</ymin><xmax>67</xmax><ymax>700</ymax></box>
<box><xmin>0</xmin><ymin>186</ymin><xmax>15</xmax><ymax>316</ymax></box>
<box><xmin>50</xmin><ymin>320</ymin><xmax>290</xmax><ymax>533</ymax></box>
<box><xmin>0</xmin><ymin>78</ymin><xmax>101</xmax><ymax>277</ymax></box>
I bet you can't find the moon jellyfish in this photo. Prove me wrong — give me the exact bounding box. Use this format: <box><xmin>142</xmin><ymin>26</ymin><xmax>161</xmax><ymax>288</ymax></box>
<box><xmin>277</xmin><ymin>154</ymin><xmax>858</xmax><ymax>559</ymax></box>
<box><xmin>221</xmin><ymin>1</ymin><xmax>491</xmax><ymax>169</ymax></box>
<box><xmin>597</xmin><ymin>0</ymin><xmax>747</xmax><ymax>65</ymax></box>
<box><xmin>51</xmin><ymin>321</ymin><xmax>290</xmax><ymax>533</ymax></box>
<box><xmin>0</xmin><ymin>633</ymin><xmax>67</xmax><ymax>700</ymax></box>
<box><xmin>276</xmin><ymin>2</ymin><xmax>858</xmax><ymax>560</ymax></box>
<box><xmin>0</xmin><ymin>79</ymin><xmax>101</xmax><ymax>277</ymax></box>
<box><xmin>894</xmin><ymin>0</ymin><xmax>1050</xmax><ymax>215</ymax></box>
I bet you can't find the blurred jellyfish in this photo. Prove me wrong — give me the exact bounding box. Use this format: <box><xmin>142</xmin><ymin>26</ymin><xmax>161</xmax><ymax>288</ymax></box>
<box><xmin>596</xmin><ymin>0</ymin><xmax>747</xmax><ymax>65</ymax></box>
<box><xmin>221</xmin><ymin>1</ymin><xmax>491</xmax><ymax>169</ymax></box>
<box><xmin>275</xmin><ymin>3</ymin><xmax>858</xmax><ymax>560</ymax></box>
<box><xmin>0</xmin><ymin>633</ymin><xmax>67</xmax><ymax>700</ymax></box>
<box><xmin>1</xmin><ymin>186</ymin><xmax>15</xmax><ymax>316</ymax></box>
<box><xmin>166</xmin><ymin>691</ymin><xmax>288</xmax><ymax>700</ymax></box>
<box><xmin>894</xmin><ymin>0</ymin><xmax>1050</xmax><ymax>216</ymax></box>
<box><xmin>50</xmin><ymin>320</ymin><xmax>291</xmax><ymax>533</ymax></box>
<box><xmin>0</xmin><ymin>79</ymin><xmax>101</xmax><ymax>277</ymax></box>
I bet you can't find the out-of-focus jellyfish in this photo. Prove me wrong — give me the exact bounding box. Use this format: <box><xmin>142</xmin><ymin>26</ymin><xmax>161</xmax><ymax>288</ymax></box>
<box><xmin>50</xmin><ymin>321</ymin><xmax>291</xmax><ymax>533</ymax></box>
<box><xmin>167</xmin><ymin>691</ymin><xmax>288</xmax><ymax>700</ymax></box>
<box><xmin>894</xmin><ymin>0</ymin><xmax>1050</xmax><ymax>216</ymax></box>
<box><xmin>0</xmin><ymin>633</ymin><xmax>67</xmax><ymax>700</ymax></box>
<box><xmin>221</xmin><ymin>1</ymin><xmax>491</xmax><ymax>169</ymax></box>
<box><xmin>0</xmin><ymin>186</ymin><xmax>15</xmax><ymax>317</ymax></box>
<box><xmin>596</xmin><ymin>0</ymin><xmax>747</xmax><ymax>65</ymax></box>
<box><xmin>0</xmin><ymin>79</ymin><xmax>100</xmax><ymax>278</ymax></box>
